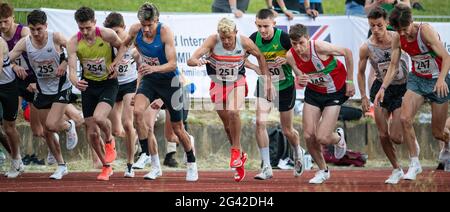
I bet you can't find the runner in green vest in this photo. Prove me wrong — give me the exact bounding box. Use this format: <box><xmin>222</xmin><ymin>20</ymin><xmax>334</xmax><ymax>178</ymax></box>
<box><xmin>247</xmin><ymin>9</ymin><xmax>306</xmax><ymax>180</ymax></box>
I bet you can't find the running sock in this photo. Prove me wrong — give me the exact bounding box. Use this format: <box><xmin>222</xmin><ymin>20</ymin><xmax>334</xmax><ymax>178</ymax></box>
<box><xmin>166</xmin><ymin>141</ymin><xmax>177</xmax><ymax>154</ymax></box>
<box><xmin>151</xmin><ymin>154</ymin><xmax>160</xmax><ymax>168</ymax></box>
<box><xmin>260</xmin><ymin>147</ymin><xmax>270</xmax><ymax>167</ymax></box>
<box><xmin>127</xmin><ymin>163</ymin><xmax>132</xmax><ymax>171</ymax></box>
<box><xmin>186</xmin><ymin>149</ymin><xmax>196</xmax><ymax>163</ymax></box>
<box><xmin>139</xmin><ymin>138</ymin><xmax>149</xmax><ymax>155</ymax></box>
<box><xmin>410</xmin><ymin>157</ymin><xmax>420</xmax><ymax>165</ymax></box>
<box><xmin>292</xmin><ymin>144</ymin><xmax>302</xmax><ymax>159</ymax></box>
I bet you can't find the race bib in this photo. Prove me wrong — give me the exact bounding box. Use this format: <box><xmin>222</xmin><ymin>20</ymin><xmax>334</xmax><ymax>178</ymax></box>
<box><xmin>117</xmin><ymin>58</ymin><xmax>132</xmax><ymax>77</ymax></box>
<box><xmin>15</xmin><ymin>56</ymin><xmax>31</xmax><ymax>70</ymax></box>
<box><xmin>34</xmin><ymin>60</ymin><xmax>57</xmax><ymax>79</ymax></box>
<box><xmin>376</xmin><ymin>61</ymin><xmax>389</xmax><ymax>80</ymax></box>
<box><xmin>141</xmin><ymin>55</ymin><xmax>160</xmax><ymax>66</ymax></box>
<box><xmin>413</xmin><ymin>54</ymin><xmax>439</xmax><ymax>75</ymax></box>
<box><xmin>83</xmin><ymin>58</ymin><xmax>107</xmax><ymax>77</ymax></box>
<box><xmin>309</xmin><ymin>72</ymin><xmax>327</xmax><ymax>87</ymax></box>
<box><xmin>268</xmin><ymin>61</ymin><xmax>285</xmax><ymax>83</ymax></box>
<box><xmin>216</xmin><ymin>61</ymin><xmax>239</xmax><ymax>82</ymax></box>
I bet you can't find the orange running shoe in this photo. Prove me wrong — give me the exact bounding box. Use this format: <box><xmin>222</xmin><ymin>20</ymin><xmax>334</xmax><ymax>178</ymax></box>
<box><xmin>234</xmin><ymin>152</ymin><xmax>247</xmax><ymax>182</ymax></box>
<box><xmin>97</xmin><ymin>166</ymin><xmax>113</xmax><ymax>181</ymax></box>
<box><xmin>230</xmin><ymin>148</ymin><xmax>242</xmax><ymax>168</ymax></box>
<box><xmin>105</xmin><ymin>139</ymin><xmax>117</xmax><ymax>163</ymax></box>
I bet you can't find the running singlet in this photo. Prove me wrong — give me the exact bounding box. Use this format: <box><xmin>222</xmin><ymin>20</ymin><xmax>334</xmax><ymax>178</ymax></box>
<box><xmin>206</xmin><ymin>34</ymin><xmax>246</xmax><ymax>82</ymax></box>
<box><xmin>367</xmin><ymin>32</ymin><xmax>409</xmax><ymax>85</ymax></box>
<box><xmin>4</xmin><ymin>24</ymin><xmax>34</xmax><ymax>78</ymax></box>
<box><xmin>290</xmin><ymin>40</ymin><xmax>347</xmax><ymax>94</ymax></box>
<box><xmin>115</xmin><ymin>47</ymin><xmax>137</xmax><ymax>85</ymax></box>
<box><xmin>26</xmin><ymin>32</ymin><xmax>71</xmax><ymax>95</ymax></box>
<box><xmin>0</xmin><ymin>39</ymin><xmax>15</xmax><ymax>85</ymax></box>
<box><xmin>255</xmin><ymin>28</ymin><xmax>293</xmax><ymax>90</ymax></box>
<box><xmin>77</xmin><ymin>27</ymin><xmax>113</xmax><ymax>82</ymax></box>
<box><xmin>135</xmin><ymin>22</ymin><xmax>176</xmax><ymax>80</ymax></box>
<box><xmin>400</xmin><ymin>24</ymin><xmax>442</xmax><ymax>79</ymax></box>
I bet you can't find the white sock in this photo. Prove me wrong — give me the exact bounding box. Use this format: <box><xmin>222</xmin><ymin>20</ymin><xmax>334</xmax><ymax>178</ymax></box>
<box><xmin>166</xmin><ymin>142</ymin><xmax>177</xmax><ymax>154</ymax></box>
<box><xmin>292</xmin><ymin>144</ymin><xmax>302</xmax><ymax>160</ymax></box>
<box><xmin>151</xmin><ymin>154</ymin><xmax>160</xmax><ymax>168</ymax></box>
<box><xmin>444</xmin><ymin>141</ymin><xmax>450</xmax><ymax>150</ymax></box>
<box><xmin>260</xmin><ymin>147</ymin><xmax>270</xmax><ymax>167</ymax></box>
<box><xmin>410</xmin><ymin>157</ymin><xmax>420</xmax><ymax>166</ymax></box>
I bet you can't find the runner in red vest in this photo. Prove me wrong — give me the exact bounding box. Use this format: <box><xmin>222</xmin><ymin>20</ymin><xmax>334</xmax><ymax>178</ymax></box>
<box><xmin>375</xmin><ymin>4</ymin><xmax>450</xmax><ymax>181</ymax></box>
<box><xmin>286</xmin><ymin>23</ymin><xmax>355</xmax><ymax>184</ymax></box>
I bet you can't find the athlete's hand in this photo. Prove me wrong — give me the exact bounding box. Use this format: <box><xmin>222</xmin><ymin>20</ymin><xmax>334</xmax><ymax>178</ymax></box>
<box><xmin>13</xmin><ymin>65</ymin><xmax>28</xmax><ymax>80</ymax></box>
<box><xmin>75</xmin><ymin>79</ymin><xmax>88</xmax><ymax>91</ymax></box>
<box><xmin>264</xmin><ymin>77</ymin><xmax>275</xmax><ymax>102</ymax></box>
<box><xmin>138</xmin><ymin>64</ymin><xmax>157</xmax><ymax>76</ymax></box>
<box><xmin>373</xmin><ymin>88</ymin><xmax>385</xmax><ymax>109</ymax></box>
<box><xmin>345</xmin><ymin>83</ymin><xmax>355</xmax><ymax>97</ymax></box>
<box><xmin>433</xmin><ymin>78</ymin><xmax>449</xmax><ymax>98</ymax></box>
<box><xmin>274</xmin><ymin>56</ymin><xmax>287</xmax><ymax>66</ymax></box>
<box><xmin>56</xmin><ymin>63</ymin><xmax>68</xmax><ymax>77</ymax></box>
<box><xmin>108</xmin><ymin>61</ymin><xmax>118</xmax><ymax>76</ymax></box>
<box><xmin>195</xmin><ymin>58</ymin><xmax>210</xmax><ymax>66</ymax></box>
<box><xmin>296</xmin><ymin>73</ymin><xmax>309</xmax><ymax>87</ymax></box>
<box><xmin>150</xmin><ymin>98</ymin><xmax>164</xmax><ymax>110</ymax></box>
<box><xmin>361</xmin><ymin>96</ymin><xmax>370</xmax><ymax>113</ymax></box>
<box><xmin>27</xmin><ymin>83</ymin><xmax>38</xmax><ymax>93</ymax></box>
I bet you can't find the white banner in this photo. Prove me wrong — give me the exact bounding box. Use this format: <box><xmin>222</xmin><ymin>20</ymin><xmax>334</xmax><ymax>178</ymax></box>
<box><xmin>42</xmin><ymin>8</ymin><xmax>450</xmax><ymax>99</ymax></box>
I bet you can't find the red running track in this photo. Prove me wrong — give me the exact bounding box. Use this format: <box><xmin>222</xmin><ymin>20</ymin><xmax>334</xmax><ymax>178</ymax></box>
<box><xmin>1</xmin><ymin>168</ymin><xmax>449</xmax><ymax>192</ymax></box>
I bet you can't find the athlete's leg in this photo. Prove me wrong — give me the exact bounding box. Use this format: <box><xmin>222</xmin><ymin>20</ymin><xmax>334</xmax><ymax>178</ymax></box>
<box><xmin>302</xmin><ymin>103</ymin><xmax>323</xmax><ymax>169</ymax></box>
<box><xmin>375</xmin><ymin>106</ymin><xmax>400</xmax><ymax>169</ymax></box>
<box><xmin>109</xmin><ymin>101</ymin><xmax>125</xmax><ymax>138</ymax></box>
<box><xmin>400</xmin><ymin>90</ymin><xmax>424</xmax><ymax>158</ymax></box>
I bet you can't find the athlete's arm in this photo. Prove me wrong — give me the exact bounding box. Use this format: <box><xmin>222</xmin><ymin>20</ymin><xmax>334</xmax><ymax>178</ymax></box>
<box><xmin>101</xmin><ymin>27</ymin><xmax>123</xmax><ymax>78</ymax></box>
<box><xmin>374</xmin><ymin>32</ymin><xmax>401</xmax><ymax>106</ymax></box>
<box><xmin>357</xmin><ymin>43</ymin><xmax>371</xmax><ymax>112</ymax></box>
<box><xmin>8</xmin><ymin>37</ymin><xmax>28</xmax><ymax>80</ymax></box>
<box><xmin>20</xmin><ymin>26</ymin><xmax>30</xmax><ymax>38</ymax></box>
<box><xmin>242</xmin><ymin>35</ymin><xmax>274</xmax><ymax>101</ymax></box>
<box><xmin>315</xmin><ymin>40</ymin><xmax>355</xmax><ymax>97</ymax></box>
<box><xmin>67</xmin><ymin>36</ymin><xmax>88</xmax><ymax>91</ymax></box>
<box><xmin>187</xmin><ymin>34</ymin><xmax>215</xmax><ymax>67</ymax></box>
<box><xmin>157</xmin><ymin>25</ymin><xmax>178</xmax><ymax>73</ymax></box>
<box><xmin>8</xmin><ymin>37</ymin><xmax>26</xmax><ymax>61</ymax></box>
<box><xmin>244</xmin><ymin>59</ymin><xmax>262</xmax><ymax>74</ymax></box>
<box><xmin>286</xmin><ymin>50</ymin><xmax>308</xmax><ymax>86</ymax></box>
<box><xmin>421</xmin><ymin>24</ymin><xmax>450</xmax><ymax>98</ymax></box>
<box><xmin>54</xmin><ymin>32</ymin><xmax>69</xmax><ymax>77</ymax></box>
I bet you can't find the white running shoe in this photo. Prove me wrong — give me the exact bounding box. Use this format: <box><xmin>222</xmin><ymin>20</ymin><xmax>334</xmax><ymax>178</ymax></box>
<box><xmin>385</xmin><ymin>168</ymin><xmax>404</xmax><ymax>184</ymax></box>
<box><xmin>7</xmin><ymin>159</ymin><xmax>25</xmax><ymax>178</ymax></box>
<box><xmin>186</xmin><ymin>162</ymin><xmax>198</xmax><ymax>182</ymax></box>
<box><xmin>133</xmin><ymin>153</ymin><xmax>150</xmax><ymax>169</ymax></box>
<box><xmin>254</xmin><ymin>164</ymin><xmax>273</xmax><ymax>180</ymax></box>
<box><xmin>66</xmin><ymin>120</ymin><xmax>78</xmax><ymax>150</ymax></box>
<box><xmin>49</xmin><ymin>165</ymin><xmax>68</xmax><ymax>180</ymax></box>
<box><xmin>294</xmin><ymin>147</ymin><xmax>305</xmax><ymax>177</ymax></box>
<box><xmin>334</xmin><ymin>128</ymin><xmax>347</xmax><ymax>159</ymax></box>
<box><xmin>183</xmin><ymin>134</ymin><xmax>196</xmax><ymax>164</ymax></box>
<box><xmin>403</xmin><ymin>160</ymin><xmax>422</xmax><ymax>180</ymax></box>
<box><xmin>124</xmin><ymin>166</ymin><xmax>135</xmax><ymax>178</ymax></box>
<box><xmin>309</xmin><ymin>169</ymin><xmax>330</xmax><ymax>184</ymax></box>
<box><xmin>144</xmin><ymin>166</ymin><xmax>162</xmax><ymax>180</ymax></box>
